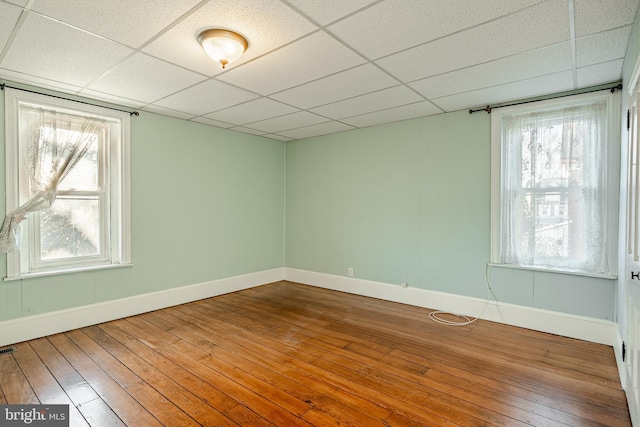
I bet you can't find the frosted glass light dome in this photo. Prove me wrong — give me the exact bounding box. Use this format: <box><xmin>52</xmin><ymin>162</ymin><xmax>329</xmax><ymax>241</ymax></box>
<box><xmin>198</xmin><ymin>29</ymin><xmax>248</xmax><ymax>69</ymax></box>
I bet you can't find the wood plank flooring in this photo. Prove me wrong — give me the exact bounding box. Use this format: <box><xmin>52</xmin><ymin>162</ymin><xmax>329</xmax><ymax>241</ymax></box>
<box><xmin>0</xmin><ymin>281</ymin><xmax>631</xmax><ymax>426</ymax></box>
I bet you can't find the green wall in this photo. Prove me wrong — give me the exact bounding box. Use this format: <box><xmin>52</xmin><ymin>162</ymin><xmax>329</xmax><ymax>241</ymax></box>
<box><xmin>285</xmin><ymin>110</ymin><xmax>616</xmax><ymax>320</ymax></box>
<box><xmin>0</xmin><ymin>91</ymin><xmax>285</xmax><ymax>321</ymax></box>
<box><xmin>0</xmin><ymin>78</ymin><xmax>620</xmax><ymax>324</ymax></box>
<box><xmin>286</xmin><ymin>111</ymin><xmax>489</xmax><ymax>291</ymax></box>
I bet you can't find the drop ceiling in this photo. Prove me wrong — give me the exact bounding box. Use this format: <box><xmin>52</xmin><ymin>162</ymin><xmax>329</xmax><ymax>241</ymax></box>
<box><xmin>0</xmin><ymin>0</ymin><xmax>638</xmax><ymax>141</ymax></box>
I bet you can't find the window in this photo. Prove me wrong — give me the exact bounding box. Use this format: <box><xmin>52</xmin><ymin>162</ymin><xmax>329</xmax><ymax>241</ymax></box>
<box><xmin>490</xmin><ymin>91</ymin><xmax>619</xmax><ymax>277</ymax></box>
<box><xmin>4</xmin><ymin>89</ymin><xmax>131</xmax><ymax>278</ymax></box>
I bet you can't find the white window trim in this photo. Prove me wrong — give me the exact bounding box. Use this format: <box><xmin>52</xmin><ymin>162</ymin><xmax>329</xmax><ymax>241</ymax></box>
<box><xmin>490</xmin><ymin>90</ymin><xmax>620</xmax><ymax>278</ymax></box>
<box><xmin>627</xmin><ymin>63</ymin><xmax>640</xmax><ymax>262</ymax></box>
<box><xmin>4</xmin><ymin>89</ymin><xmax>131</xmax><ymax>279</ymax></box>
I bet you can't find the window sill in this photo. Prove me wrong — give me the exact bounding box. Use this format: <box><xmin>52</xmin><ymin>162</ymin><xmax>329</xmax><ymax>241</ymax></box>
<box><xmin>3</xmin><ymin>262</ymin><xmax>133</xmax><ymax>281</ymax></box>
<box><xmin>488</xmin><ymin>263</ymin><xmax>617</xmax><ymax>280</ymax></box>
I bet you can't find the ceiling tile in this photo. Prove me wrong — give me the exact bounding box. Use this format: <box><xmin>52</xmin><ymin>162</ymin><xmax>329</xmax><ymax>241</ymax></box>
<box><xmin>284</xmin><ymin>0</ymin><xmax>378</xmax><ymax>25</ymax></box>
<box><xmin>341</xmin><ymin>101</ymin><xmax>443</xmax><ymax>128</ymax></box>
<box><xmin>271</xmin><ymin>64</ymin><xmax>399</xmax><ymax>109</ymax></box>
<box><xmin>217</xmin><ymin>31</ymin><xmax>366</xmax><ymax>95</ymax></box>
<box><xmin>4</xmin><ymin>0</ymin><xmax>28</xmax><ymax>6</ymax></box>
<box><xmin>86</xmin><ymin>53</ymin><xmax>206</xmax><ymax>103</ymax></box>
<box><xmin>141</xmin><ymin>105</ymin><xmax>197</xmax><ymax>121</ymax></box>
<box><xmin>0</xmin><ymin>2</ymin><xmax>21</xmax><ymax>53</ymax></box>
<box><xmin>30</xmin><ymin>0</ymin><xmax>202</xmax><ymax>48</ymax></box>
<box><xmin>1</xmin><ymin>12</ymin><xmax>132</xmax><ymax>87</ymax></box>
<box><xmin>262</xmin><ymin>133</ymin><xmax>294</xmax><ymax>142</ymax></box>
<box><xmin>228</xmin><ymin>126</ymin><xmax>266</xmax><ymax>136</ymax></box>
<box><xmin>410</xmin><ymin>43</ymin><xmax>572</xmax><ymax>99</ymax></box>
<box><xmin>377</xmin><ymin>0</ymin><xmax>570</xmax><ymax>83</ymax></box>
<box><xmin>576</xmin><ymin>59</ymin><xmax>625</xmax><ymax>87</ymax></box>
<box><xmin>310</xmin><ymin>86</ymin><xmax>425</xmax><ymax>120</ymax></box>
<box><xmin>0</xmin><ymin>68</ymin><xmax>82</xmax><ymax>93</ymax></box>
<box><xmin>432</xmin><ymin>71</ymin><xmax>574</xmax><ymax>112</ymax></box>
<box><xmin>190</xmin><ymin>117</ymin><xmax>234</xmax><ymax>128</ymax></box>
<box><xmin>246</xmin><ymin>111</ymin><xmax>328</xmax><ymax>133</ymax></box>
<box><xmin>205</xmin><ymin>98</ymin><xmax>299</xmax><ymax>125</ymax></box>
<box><xmin>574</xmin><ymin>0</ymin><xmax>639</xmax><ymax>37</ymax></box>
<box><xmin>576</xmin><ymin>26</ymin><xmax>633</xmax><ymax>67</ymax></box>
<box><xmin>76</xmin><ymin>89</ymin><xmax>146</xmax><ymax>110</ymax></box>
<box><xmin>278</xmin><ymin>121</ymin><xmax>355</xmax><ymax>139</ymax></box>
<box><xmin>154</xmin><ymin>79</ymin><xmax>259</xmax><ymax>116</ymax></box>
<box><xmin>143</xmin><ymin>0</ymin><xmax>316</xmax><ymax>76</ymax></box>
<box><xmin>327</xmin><ymin>0</ymin><xmax>544</xmax><ymax>59</ymax></box>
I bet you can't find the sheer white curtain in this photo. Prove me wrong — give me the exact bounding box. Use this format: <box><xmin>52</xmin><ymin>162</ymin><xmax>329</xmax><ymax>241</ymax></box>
<box><xmin>0</xmin><ymin>107</ymin><xmax>105</xmax><ymax>253</ymax></box>
<box><xmin>500</xmin><ymin>100</ymin><xmax>610</xmax><ymax>274</ymax></box>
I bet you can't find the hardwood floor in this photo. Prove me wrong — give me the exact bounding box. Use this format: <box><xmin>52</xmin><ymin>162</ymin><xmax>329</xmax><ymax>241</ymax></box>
<box><xmin>0</xmin><ymin>281</ymin><xmax>631</xmax><ymax>426</ymax></box>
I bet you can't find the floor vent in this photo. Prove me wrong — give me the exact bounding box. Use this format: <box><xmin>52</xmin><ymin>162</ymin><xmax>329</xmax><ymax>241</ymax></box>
<box><xmin>0</xmin><ymin>346</ymin><xmax>16</xmax><ymax>355</ymax></box>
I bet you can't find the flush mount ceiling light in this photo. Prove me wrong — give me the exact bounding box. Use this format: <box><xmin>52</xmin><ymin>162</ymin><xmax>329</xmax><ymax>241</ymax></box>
<box><xmin>198</xmin><ymin>28</ymin><xmax>248</xmax><ymax>69</ymax></box>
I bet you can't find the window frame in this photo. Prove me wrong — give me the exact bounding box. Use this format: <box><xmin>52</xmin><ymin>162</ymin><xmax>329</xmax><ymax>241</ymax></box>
<box><xmin>490</xmin><ymin>90</ymin><xmax>620</xmax><ymax>278</ymax></box>
<box><xmin>29</xmin><ymin>129</ymin><xmax>109</xmax><ymax>270</ymax></box>
<box><xmin>4</xmin><ymin>88</ymin><xmax>131</xmax><ymax>279</ymax></box>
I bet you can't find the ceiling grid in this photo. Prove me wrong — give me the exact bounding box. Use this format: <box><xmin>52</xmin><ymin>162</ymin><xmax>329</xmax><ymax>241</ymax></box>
<box><xmin>0</xmin><ymin>0</ymin><xmax>637</xmax><ymax>141</ymax></box>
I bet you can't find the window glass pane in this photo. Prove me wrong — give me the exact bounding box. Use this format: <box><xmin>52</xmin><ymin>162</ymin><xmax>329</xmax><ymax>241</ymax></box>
<box><xmin>40</xmin><ymin>198</ymin><xmax>100</xmax><ymax>260</ymax></box>
<box><xmin>57</xmin><ymin>137</ymin><xmax>99</xmax><ymax>192</ymax></box>
<box><xmin>523</xmin><ymin>191</ymin><xmax>573</xmax><ymax>259</ymax></box>
<box><xmin>519</xmin><ymin>117</ymin><xmax>583</xmax><ymax>190</ymax></box>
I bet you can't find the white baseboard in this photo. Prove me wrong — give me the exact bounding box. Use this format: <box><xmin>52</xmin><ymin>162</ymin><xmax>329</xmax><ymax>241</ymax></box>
<box><xmin>0</xmin><ymin>268</ymin><xmax>285</xmax><ymax>348</ymax></box>
<box><xmin>284</xmin><ymin>268</ymin><xmax>617</xmax><ymax>346</ymax></box>
<box><xmin>0</xmin><ymin>267</ymin><xmax>617</xmax><ymax>349</ymax></box>
<box><xmin>614</xmin><ymin>328</ymin><xmax>638</xmax><ymax>426</ymax></box>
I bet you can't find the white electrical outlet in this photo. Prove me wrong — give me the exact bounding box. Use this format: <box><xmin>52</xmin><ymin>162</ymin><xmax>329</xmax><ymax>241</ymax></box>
<box><xmin>348</xmin><ymin>268</ymin><xmax>354</xmax><ymax>277</ymax></box>
<box><xmin>400</xmin><ymin>282</ymin><xmax>408</xmax><ymax>288</ymax></box>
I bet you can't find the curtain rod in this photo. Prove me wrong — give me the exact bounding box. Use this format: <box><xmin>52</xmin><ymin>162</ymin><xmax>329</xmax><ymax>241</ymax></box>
<box><xmin>468</xmin><ymin>83</ymin><xmax>623</xmax><ymax>114</ymax></box>
<box><xmin>0</xmin><ymin>83</ymin><xmax>140</xmax><ymax>117</ymax></box>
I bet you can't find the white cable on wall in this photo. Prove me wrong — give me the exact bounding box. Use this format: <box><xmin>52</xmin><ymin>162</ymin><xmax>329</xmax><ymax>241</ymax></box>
<box><xmin>429</xmin><ymin>264</ymin><xmax>496</xmax><ymax>326</ymax></box>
